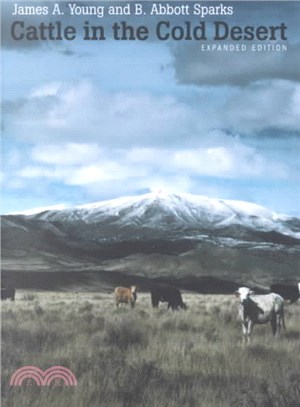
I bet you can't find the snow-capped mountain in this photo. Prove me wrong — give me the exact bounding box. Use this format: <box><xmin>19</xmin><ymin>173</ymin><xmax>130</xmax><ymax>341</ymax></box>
<box><xmin>22</xmin><ymin>191</ymin><xmax>300</xmax><ymax>243</ymax></box>
<box><xmin>2</xmin><ymin>192</ymin><xmax>300</xmax><ymax>288</ymax></box>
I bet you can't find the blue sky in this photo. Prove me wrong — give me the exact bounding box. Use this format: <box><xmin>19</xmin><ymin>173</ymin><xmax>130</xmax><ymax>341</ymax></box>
<box><xmin>1</xmin><ymin>1</ymin><xmax>300</xmax><ymax>216</ymax></box>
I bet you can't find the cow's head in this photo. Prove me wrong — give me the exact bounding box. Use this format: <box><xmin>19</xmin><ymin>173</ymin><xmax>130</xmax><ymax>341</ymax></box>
<box><xmin>235</xmin><ymin>287</ymin><xmax>254</xmax><ymax>305</ymax></box>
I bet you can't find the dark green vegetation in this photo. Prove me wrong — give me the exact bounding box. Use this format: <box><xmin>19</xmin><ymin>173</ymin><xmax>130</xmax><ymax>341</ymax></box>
<box><xmin>2</xmin><ymin>292</ymin><xmax>300</xmax><ymax>407</ymax></box>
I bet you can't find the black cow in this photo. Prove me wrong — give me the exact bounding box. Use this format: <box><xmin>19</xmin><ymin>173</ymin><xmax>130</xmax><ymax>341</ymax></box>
<box><xmin>270</xmin><ymin>283</ymin><xmax>300</xmax><ymax>304</ymax></box>
<box><xmin>1</xmin><ymin>287</ymin><xmax>16</xmax><ymax>301</ymax></box>
<box><xmin>151</xmin><ymin>285</ymin><xmax>187</xmax><ymax>310</ymax></box>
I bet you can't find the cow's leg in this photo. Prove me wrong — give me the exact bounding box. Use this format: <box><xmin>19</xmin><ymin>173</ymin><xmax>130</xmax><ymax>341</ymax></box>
<box><xmin>151</xmin><ymin>293</ymin><xmax>159</xmax><ymax>308</ymax></box>
<box><xmin>281</xmin><ymin>310</ymin><xmax>286</xmax><ymax>331</ymax></box>
<box><xmin>247</xmin><ymin>320</ymin><xmax>253</xmax><ymax>343</ymax></box>
<box><xmin>242</xmin><ymin>320</ymin><xmax>252</xmax><ymax>343</ymax></box>
<box><xmin>242</xmin><ymin>322</ymin><xmax>248</xmax><ymax>344</ymax></box>
<box><xmin>274</xmin><ymin>313</ymin><xmax>283</xmax><ymax>338</ymax></box>
<box><xmin>270</xmin><ymin>313</ymin><xmax>278</xmax><ymax>337</ymax></box>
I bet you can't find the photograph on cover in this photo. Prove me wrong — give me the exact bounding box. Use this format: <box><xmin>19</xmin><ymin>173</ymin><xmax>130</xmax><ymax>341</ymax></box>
<box><xmin>1</xmin><ymin>1</ymin><xmax>300</xmax><ymax>406</ymax></box>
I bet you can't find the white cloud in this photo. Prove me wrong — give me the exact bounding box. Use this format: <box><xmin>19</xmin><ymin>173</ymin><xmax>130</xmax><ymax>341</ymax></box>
<box><xmin>17</xmin><ymin>148</ymin><xmax>149</xmax><ymax>186</ymax></box>
<box><xmin>16</xmin><ymin>139</ymin><xmax>291</xmax><ymax>192</ymax></box>
<box><xmin>223</xmin><ymin>80</ymin><xmax>300</xmax><ymax>133</ymax></box>
<box><xmin>18</xmin><ymin>166</ymin><xmax>62</xmax><ymax>179</ymax></box>
<box><xmin>172</xmin><ymin>144</ymin><xmax>289</xmax><ymax>178</ymax></box>
<box><xmin>6</xmin><ymin>79</ymin><xmax>300</xmax><ymax>153</ymax></box>
<box><xmin>32</xmin><ymin>143</ymin><xmax>103</xmax><ymax>165</ymax></box>
<box><xmin>30</xmin><ymin>82</ymin><xmax>62</xmax><ymax>98</ymax></box>
<box><xmin>66</xmin><ymin>162</ymin><xmax>139</xmax><ymax>185</ymax></box>
<box><xmin>7</xmin><ymin>80</ymin><xmax>195</xmax><ymax>147</ymax></box>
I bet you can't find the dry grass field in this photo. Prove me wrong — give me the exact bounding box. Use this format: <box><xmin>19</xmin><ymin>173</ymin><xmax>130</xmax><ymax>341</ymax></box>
<box><xmin>1</xmin><ymin>290</ymin><xmax>300</xmax><ymax>407</ymax></box>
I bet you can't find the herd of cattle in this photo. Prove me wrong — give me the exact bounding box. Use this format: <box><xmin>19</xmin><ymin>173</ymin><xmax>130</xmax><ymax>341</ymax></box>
<box><xmin>114</xmin><ymin>283</ymin><xmax>299</xmax><ymax>342</ymax></box>
<box><xmin>2</xmin><ymin>282</ymin><xmax>299</xmax><ymax>341</ymax></box>
<box><xmin>114</xmin><ymin>284</ymin><xmax>188</xmax><ymax>310</ymax></box>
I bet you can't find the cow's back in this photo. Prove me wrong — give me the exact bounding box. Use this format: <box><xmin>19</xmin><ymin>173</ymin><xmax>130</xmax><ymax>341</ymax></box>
<box><xmin>151</xmin><ymin>285</ymin><xmax>185</xmax><ymax>309</ymax></box>
<box><xmin>249</xmin><ymin>293</ymin><xmax>284</xmax><ymax>322</ymax></box>
<box><xmin>114</xmin><ymin>286</ymin><xmax>137</xmax><ymax>307</ymax></box>
<box><xmin>115</xmin><ymin>287</ymin><xmax>129</xmax><ymax>302</ymax></box>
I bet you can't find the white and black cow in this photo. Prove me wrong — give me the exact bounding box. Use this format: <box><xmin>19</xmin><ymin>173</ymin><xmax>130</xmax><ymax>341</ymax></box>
<box><xmin>235</xmin><ymin>287</ymin><xmax>285</xmax><ymax>343</ymax></box>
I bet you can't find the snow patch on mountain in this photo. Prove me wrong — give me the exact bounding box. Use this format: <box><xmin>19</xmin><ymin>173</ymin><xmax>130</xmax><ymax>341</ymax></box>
<box><xmin>21</xmin><ymin>191</ymin><xmax>299</xmax><ymax>241</ymax></box>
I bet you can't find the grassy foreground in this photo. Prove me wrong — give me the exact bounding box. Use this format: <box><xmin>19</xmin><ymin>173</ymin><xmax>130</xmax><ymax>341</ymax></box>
<box><xmin>1</xmin><ymin>291</ymin><xmax>300</xmax><ymax>407</ymax></box>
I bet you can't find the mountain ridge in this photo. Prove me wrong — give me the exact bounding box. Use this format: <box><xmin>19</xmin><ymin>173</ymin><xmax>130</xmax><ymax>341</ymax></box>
<box><xmin>2</xmin><ymin>192</ymin><xmax>300</xmax><ymax>289</ymax></box>
<box><xmin>13</xmin><ymin>191</ymin><xmax>300</xmax><ymax>242</ymax></box>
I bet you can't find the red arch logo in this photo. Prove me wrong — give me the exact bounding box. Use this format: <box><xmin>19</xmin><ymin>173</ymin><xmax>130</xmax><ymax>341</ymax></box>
<box><xmin>10</xmin><ymin>366</ymin><xmax>77</xmax><ymax>387</ymax></box>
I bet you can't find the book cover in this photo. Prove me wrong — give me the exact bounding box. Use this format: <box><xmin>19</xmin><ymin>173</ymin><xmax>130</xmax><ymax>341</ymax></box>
<box><xmin>1</xmin><ymin>1</ymin><xmax>300</xmax><ymax>406</ymax></box>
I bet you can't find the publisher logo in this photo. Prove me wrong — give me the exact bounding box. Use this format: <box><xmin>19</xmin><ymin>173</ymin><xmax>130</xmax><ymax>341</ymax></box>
<box><xmin>10</xmin><ymin>366</ymin><xmax>77</xmax><ymax>387</ymax></box>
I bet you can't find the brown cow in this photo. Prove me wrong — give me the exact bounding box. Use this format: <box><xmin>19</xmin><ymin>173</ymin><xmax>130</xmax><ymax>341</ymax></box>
<box><xmin>114</xmin><ymin>286</ymin><xmax>137</xmax><ymax>308</ymax></box>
